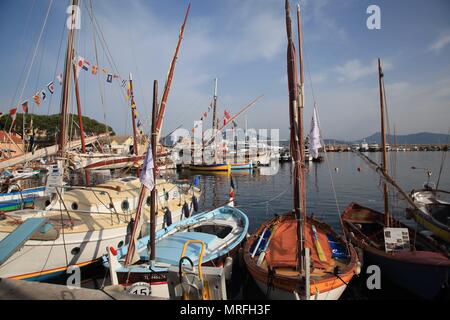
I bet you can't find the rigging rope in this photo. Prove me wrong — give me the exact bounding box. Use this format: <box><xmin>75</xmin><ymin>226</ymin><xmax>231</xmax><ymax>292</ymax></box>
<box><xmin>11</xmin><ymin>0</ymin><xmax>54</xmax><ymax>133</ymax></box>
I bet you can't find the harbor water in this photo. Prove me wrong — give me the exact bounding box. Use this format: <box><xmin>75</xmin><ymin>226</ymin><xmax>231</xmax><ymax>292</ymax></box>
<box><xmin>52</xmin><ymin>151</ymin><xmax>450</xmax><ymax>299</ymax></box>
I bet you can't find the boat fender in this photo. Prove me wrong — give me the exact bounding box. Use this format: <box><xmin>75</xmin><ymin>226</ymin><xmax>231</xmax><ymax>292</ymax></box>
<box><xmin>192</xmin><ymin>195</ymin><xmax>199</xmax><ymax>212</ymax></box>
<box><xmin>164</xmin><ymin>208</ymin><xmax>173</xmax><ymax>226</ymax></box>
<box><xmin>356</xmin><ymin>261</ymin><xmax>362</xmax><ymax>275</ymax></box>
<box><xmin>182</xmin><ymin>202</ymin><xmax>190</xmax><ymax>218</ymax></box>
<box><xmin>223</xmin><ymin>257</ymin><xmax>233</xmax><ymax>281</ymax></box>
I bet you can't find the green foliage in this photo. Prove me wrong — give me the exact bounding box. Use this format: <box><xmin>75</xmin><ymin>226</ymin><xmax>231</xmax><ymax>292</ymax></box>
<box><xmin>0</xmin><ymin>113</ymin><xmax>115</xmax><ymax>138</ymax></box>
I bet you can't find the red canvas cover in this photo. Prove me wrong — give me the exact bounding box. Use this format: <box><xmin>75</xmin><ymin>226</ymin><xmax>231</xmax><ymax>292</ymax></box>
<box><xmin>265</xmin><ymin>220</ymin><xmax>333</xmax><ymax>269</ymax></box>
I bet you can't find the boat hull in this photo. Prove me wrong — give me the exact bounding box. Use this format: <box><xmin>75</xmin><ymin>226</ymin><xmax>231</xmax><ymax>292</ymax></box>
<box><xmin>188</xmin><ymin>164</ymin><xmax>231</xmax><ymax>172</ymax></box>
<box><xmin>342</xmin><ymin>202</ymin><xmax>450</xmax><ymax>299</ymax></box>
<box><xmin>0</xmin><ymin>210</ymin><xmax>184</xmax><ymax>281</ymax></box>
<box><xmin>0</xmin><ymin>187</ymin><xmax>46</xmax><ymax>212</ymax></box>
<box><xmin>361</xmin><ymin>247</ymin><xmax>450</xmax><ymax>299</ymax></box>
<box><xmin>243</xmin><ymin>214</ymin><xmax>358</xmax><ymax>300</ymax></box>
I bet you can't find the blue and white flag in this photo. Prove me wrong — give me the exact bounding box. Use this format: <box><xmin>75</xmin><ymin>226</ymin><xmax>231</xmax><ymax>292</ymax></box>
<box><xmin>140</xmin><ymin>144</ymin><xmax>154</xmax><ymax>190</ymax></box>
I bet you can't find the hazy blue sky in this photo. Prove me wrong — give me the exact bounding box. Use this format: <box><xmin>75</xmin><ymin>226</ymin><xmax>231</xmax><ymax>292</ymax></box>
<box><xmin>1</xmin><ymin>0</ymin><xmax>449</xmax><ymax>140</ymax></box>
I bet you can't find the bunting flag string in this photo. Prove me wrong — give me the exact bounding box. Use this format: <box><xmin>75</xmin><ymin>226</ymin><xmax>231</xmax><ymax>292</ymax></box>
<box><xmin>2</xmin><ymin>54</ymin><xmax>132</xmax><ymax>124</ymax></box>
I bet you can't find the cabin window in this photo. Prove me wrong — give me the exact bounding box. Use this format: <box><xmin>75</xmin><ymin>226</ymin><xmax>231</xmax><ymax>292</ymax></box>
<box><xmin>121</xmin><ymin>200</ymin><xmax>130</xmax><ymax>211</ymax></box>
<box><xmin>118</xmin><ymin>241</ymin><xmax>124</xmax><ymax>248</ymax></box>
<box><xmin>71</xmin><ymin>247</ymin><xmax>80</xmax><ymax>255</ymax></box>
<box><xmin>71</xmin><ymin>202</ymin><xmax>78</xmax><ymax>210</ymax></box>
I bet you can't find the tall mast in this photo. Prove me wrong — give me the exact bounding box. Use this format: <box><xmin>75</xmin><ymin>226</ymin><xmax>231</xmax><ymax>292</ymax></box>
<box><xmin>212</xmin><ymin>78</ymin><xmax>218</xmax><ymax>132</ymax></box>
<box><xmin>296</xmin><ymin>2</ymin><xmax>307</xmax><ymax>230</ymax></box>
<box><xmin>58</xmin><ymin>0</ymin><xmax>79</xmax><ymax>156</ymax></box>
<box><xmin>150</xmin><ymin>80</ymin><xmax>159</xmax><ymax>265</ymax></box>
<box><xmin>378</xmin><ymin>58</ymin><xmax>390</xmax><ymax>226</ymax></box>
<box><xmin>154</xmin><ymin>3</ymin><xmax>191</xmax><ymax>143</ymax></box>
<box><xmin>72</xmin><ymin>55</ymin><xmax>90</xmax><ymax>186</ymax></box>
<box><xmin>129</xmin><ymin>73</ymin><xmax>139</xmax><ymax>158</ymax></box>
<box><xmin>285</xmin><ymin>0</ymin><xmax>304</xmax><ymax>273</ymax></box>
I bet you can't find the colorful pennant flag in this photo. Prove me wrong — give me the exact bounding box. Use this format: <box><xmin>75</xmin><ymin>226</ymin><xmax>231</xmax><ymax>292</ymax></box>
<box><xmin>41</xmin><ymin>91</ymin><xmax>46</xmax><ymax>101</ymax></box>
<box><xmin>9</xmin><ymin>108</ymin><xmax>17</xmax><ymax>123</ymax></box>
<box><xmin>21</xmin><ymin>101</ymin><xmax>29</xmax><ymax>113</ymax></box>
<box><xmin>92</xmin><ymin>65</ymin><xmax>98</xmax><ymax>75</ymax></box>
<box><xmin>121</xmin><ymin>79</ymin><xmax>127</xmax><ymax>88</ymax></box>
<box><xmin>107</xmin><ymin>74</ymin><xmax>113</xmax><ymax>83</ymax></box>
<box><xmin>33</xmin><ymin>92</ymin><xmax>41</xmax><ymax>106</ymax></box>
<box><xmin>47</xmin><ymin>82</ymin><xmax>55</xmax><ymax>94</ymax></box>
<box><xmin>57</xmin><ymin>74</ymin><xmax>63</xmax><ymax>85</ymax></box>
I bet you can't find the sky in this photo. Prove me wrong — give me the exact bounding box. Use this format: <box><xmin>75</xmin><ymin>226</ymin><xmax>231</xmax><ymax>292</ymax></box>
<box><xmin>0</xmin><ymin>0</ymin><xmax>449</xmax><ymax>141</ymax></box>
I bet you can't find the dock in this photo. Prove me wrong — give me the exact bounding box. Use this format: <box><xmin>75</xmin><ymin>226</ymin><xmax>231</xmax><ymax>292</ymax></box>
<box><xmin>0</xmin><ymin>278</ymin><xmax>165</xmax><ymax>300</ymax></box>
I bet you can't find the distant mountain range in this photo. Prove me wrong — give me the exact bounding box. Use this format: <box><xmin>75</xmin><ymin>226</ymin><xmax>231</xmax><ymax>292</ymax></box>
<box><xmin>324</xmin><ymin>132</ymin><xmax>450</xmax><ymax>145</ymax></box>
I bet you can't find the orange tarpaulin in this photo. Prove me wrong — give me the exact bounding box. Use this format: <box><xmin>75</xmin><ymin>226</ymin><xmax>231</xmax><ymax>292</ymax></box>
<box><xmin>265</xmin><ymin>220</ymin><xmax>333</xmax><ymax>269</ymax></box>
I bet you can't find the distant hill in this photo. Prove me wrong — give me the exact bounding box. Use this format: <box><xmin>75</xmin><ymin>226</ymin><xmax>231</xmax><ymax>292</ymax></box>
<box><xmin>0</xmin><ymin>113</ymin><xmax>115</xmax><ymax>139</ymax></box>
<box><xmin>355</xmin><ymin>132</ymin><xmax>450</xmax><ymax>145</ymax></box>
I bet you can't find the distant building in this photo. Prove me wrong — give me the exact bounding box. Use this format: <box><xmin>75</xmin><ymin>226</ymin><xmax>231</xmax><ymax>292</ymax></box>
<box><xmin>0</xmin><ymin>131</ymin><xmax>25</xmax><ymax>160</ymax></box>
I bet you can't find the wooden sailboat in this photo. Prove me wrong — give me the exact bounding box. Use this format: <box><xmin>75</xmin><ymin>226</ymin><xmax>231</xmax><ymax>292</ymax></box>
<box><xmin>243</xmin><ymin>1</ymin><xmax>359</xmax><ymax>300</ymax></box>
<box><xmin>341</xmin><ymin>59</ymin><xmax>450</xmax><ymax>299</ymax></box>
<box><xmin>104</xmin><ymin>80</ymin><xmax>249</xmax><ymax>299</ymax></box>
<box><xmin>0</xmin><ymin>1</ymin><xmax>200</xmax><ymax>281</ymax></box>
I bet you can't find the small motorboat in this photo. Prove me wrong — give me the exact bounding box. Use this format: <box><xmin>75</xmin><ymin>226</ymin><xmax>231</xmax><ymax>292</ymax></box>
<box><xmin>103</xmin><ymin>205</ymin><xmax>249</xmax><ymax>299</ymax></box>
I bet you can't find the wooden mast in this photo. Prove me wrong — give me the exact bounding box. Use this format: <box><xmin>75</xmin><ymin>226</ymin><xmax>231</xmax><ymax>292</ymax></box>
<box><xmin>296</xmin><ymin>2</ymin><xmax>307</xmax><ymax>258</ymax></box>
<box><xmin>129</xmin><ymin>73</ymin><xmax>139</xmax><ymax>157</ymax></box>
<box><xmin>72</xmin><ymin>57</ymin><xmax>90</xmax><ymax>186</ymax></box>
<box><xmin>124</xmin><ymin>81</ymin><xmax>159</xmax><ymax>267</ymax></box>
<box><xmin>58</xmin><ymin>0</ymin><xmax>79</xmax><ymax>156</ymax></box>
<box><xmin>212</xmin><ymin>78</ymin><xmax>218</xmax><ymax>132</ymax></box>
<box><xmin>154</xmin><ymin>3</ymin><xmax>191</xmax><ymax>143</ymax></box>
<box><xmin>378</xmin><ymin>58</ymin><xmax>390</xmax><ymax>226</ymax></box>
<box><xmin>285</xmin><ymin>0</ymin><xmax>304</xmax><ymax>273</ymax></box>
<box><xmin>150</xmin><ymin>80</ymin><xmax>159</xmax><ymax>264</ymax></box>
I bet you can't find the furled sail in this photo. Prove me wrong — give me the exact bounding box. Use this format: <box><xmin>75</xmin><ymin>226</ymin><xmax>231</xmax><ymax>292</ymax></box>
<box><xmin>308</xmin><ymin>105</ymin><xmax>322</xmax><ymax>158</ymax></box>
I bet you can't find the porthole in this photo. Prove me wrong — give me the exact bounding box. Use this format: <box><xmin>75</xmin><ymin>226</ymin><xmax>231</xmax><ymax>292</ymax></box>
<box><xmin>121</xmin><ymin>200</ymin><xmax>130</xmax><ymax>211</ymax></box>
<box><xmin>71</xmin><ymin>202</ymin><xmax>78</xmax><ymax>210</ymax></box>
<box><xmin>71</xmin><ymin>247</ymin><xmax>80</xmax><ymax>255</ymax></box>
<box><xmin>117</xmin><ymin>240</ymin><xmax>124</xmax><ymax>248</ymax></box>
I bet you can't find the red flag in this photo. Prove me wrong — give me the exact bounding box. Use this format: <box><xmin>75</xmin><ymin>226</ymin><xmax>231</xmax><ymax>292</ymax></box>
<box><xmin>9</xmin><ymin>107</ymin><xmax>17</xmax><ymax>127</ymax></box>
<box><xmin>21</xmin><ymin>101</ymin><xmax>29</xmax><ymax>113</ymax></box>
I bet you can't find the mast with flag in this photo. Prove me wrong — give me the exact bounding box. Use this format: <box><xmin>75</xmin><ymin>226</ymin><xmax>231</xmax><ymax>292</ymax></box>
<box><xmin>124</xmin><ymin>80</ymin><xmax>159</xmax><ymax>267</ymax></box>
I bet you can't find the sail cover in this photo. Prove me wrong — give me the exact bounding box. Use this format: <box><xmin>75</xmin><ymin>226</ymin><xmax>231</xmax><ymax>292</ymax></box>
<box><xmin>140</xmin><ymin>144</ymin><xmax>155</xmax><ymax>190</ymax></box>
<box><xmin>308</xmin><ymin>105</ymin><xmax>322</xmax><ymax>158</ymax></box>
